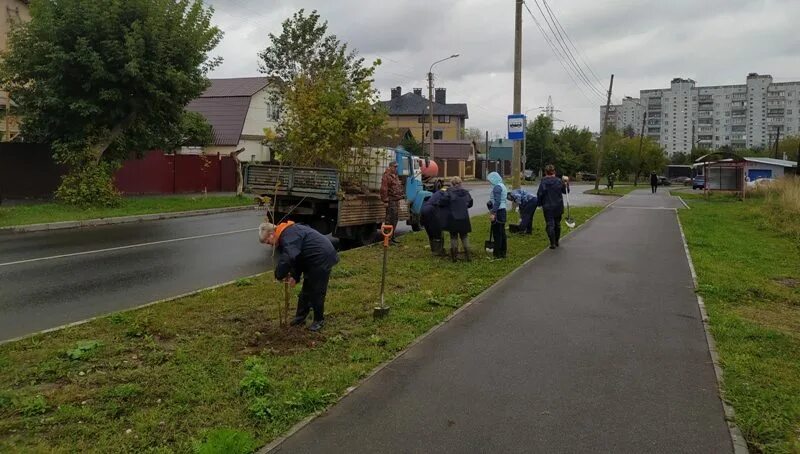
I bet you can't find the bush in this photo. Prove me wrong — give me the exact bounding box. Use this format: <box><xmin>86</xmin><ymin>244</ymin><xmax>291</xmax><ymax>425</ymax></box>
<box><xmin>754</xmin><ymin>177</ymin><xmax>800</xmax><ymax>240</ymax></box>
<box><xmin>55</xmin><ymin>162</ymin><xmax>121</xmax><ymax>207</ymax></box>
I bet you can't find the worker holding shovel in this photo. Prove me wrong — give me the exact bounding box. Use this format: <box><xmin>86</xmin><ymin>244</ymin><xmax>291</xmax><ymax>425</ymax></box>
<box><xmin>536</xmin><ymin>165</ymin><xmax>569</xmax><ymax>250</ymax></box>
<box><xmin>259</xmin><ymin>221</ymin><xmax>339</xmax><ymax>332</ymax></box>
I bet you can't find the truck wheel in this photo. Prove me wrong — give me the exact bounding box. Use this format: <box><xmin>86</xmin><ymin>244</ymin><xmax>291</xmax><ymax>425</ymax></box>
<box><xmin>356</xmin><ymin>225</ymin><xmax>376</xmax><ymax>246</ymax></box>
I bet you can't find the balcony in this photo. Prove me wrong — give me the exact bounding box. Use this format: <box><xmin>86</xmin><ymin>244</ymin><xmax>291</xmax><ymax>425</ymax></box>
<box><xmin>732</xmin><ymin>93</ymin><xmax>747</xmax><ymax>100</ymax></box>
<box><xmin>699</xmin><ymin>94</ymin><xmax>713</xmax><ymax>102</ymax></box>
<box><xmin>731</xmin><ymin>109</ymin><xmax>747</xmax><ymax>117</ymax></box>
<box><xmin>647</xmin><ymin>105</ymin><xmax>662</xmax><ymax>111</ymax></box>
<box><xmin>698</xmin><ymin>119</ymin><xmax>713</xmax><ymax>125</ymax></box>
<box><xmin>731</xmin><ymin>125</ymin><xmax>746</xmax><ymax>132</ymax></box>
<box><xmin>698</xmin><ymin>126</ymin><xmax>713</xmax><ymax>133</ymax></box>
<box><xmin>767</xmin><ymin>117</ymin><xmax>785</xmax><ymax>125</ymax></box>
<box><xmin>767</xmin><ymin>109</ymin><xmax>786</xmax><ymax>117</ymax></box>
<box><xmin>731</xmin><ymin>101</ymin><xmax>747</xmax><ymax>108</ymax></box>
<box><xmin>731</xmin><ymin>118</ymin><xmax>746</xmax><ymax>125</ymax></box>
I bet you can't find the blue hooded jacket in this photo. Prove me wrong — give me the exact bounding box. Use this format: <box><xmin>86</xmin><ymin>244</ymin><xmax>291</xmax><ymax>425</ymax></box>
<box><xmin>487</xmin><ymin>172</ymin><xmax>508</xmax><ymax>213</ymax></box>
<box><xmin>508</xmin><ymin>189</ymin><xmax>537</xmax><ymax>206</ymax></box>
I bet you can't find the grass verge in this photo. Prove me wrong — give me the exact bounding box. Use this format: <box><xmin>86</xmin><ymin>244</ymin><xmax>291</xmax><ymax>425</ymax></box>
<box><xmin>0</xmin><ymin>196</ymin><xmax>252</xmax><ymax>228</ymax></box>
<box><xmin>583</xmin><ymin>184</ymin><xmax>638</xmax><ymax>196</ymax></box>
<box><xmin>0</xmin><ymin>207</ymin><xmax>601</xmax><ymax>453</ymax></box>
<box><xmin>679</xmin><ymin>196</ymin><xmax>800</xmax><ymax>453</ymax></box>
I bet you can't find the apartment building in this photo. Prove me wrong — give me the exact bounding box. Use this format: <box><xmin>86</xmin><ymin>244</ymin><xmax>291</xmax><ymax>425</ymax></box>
<box><xmin>601</xmin><ymin>96</ymin><xmax>644</xmax><ymax>134</ymax></box>
<box><xmin>601</xmin><ymin>74</ymin><xmax>800</xmax><ymax>155</ymax></box>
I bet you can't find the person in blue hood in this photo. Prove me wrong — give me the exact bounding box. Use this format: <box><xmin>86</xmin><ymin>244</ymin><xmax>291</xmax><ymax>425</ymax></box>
<box><xmin>486</xmin><ymin>172</ymin><xmax>508</xmax><ymax>259</ymax></box>
<box><xmin>537</xmin><ymin>164</ymin><xmax>569</xmax><ymax>249</ymax></box>
<box><xmin>506</xmin><ymin>188</ymin><xmax>538</xmax><ymax>234</ymax></box>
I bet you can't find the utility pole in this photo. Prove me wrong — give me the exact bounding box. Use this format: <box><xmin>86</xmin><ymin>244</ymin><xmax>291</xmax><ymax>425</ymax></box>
<box><xmin>635</xmin><ymin>111</ymin><xmax>647</xmax><ymax>186</ymax></box>
<box><xmin>511</xmin><ymin>0</ymin><xmax>523</xmax><ymax>189</ymax></box>
<box><xmin>774</xmin><ymin>126</ymin><xmax>781</xmax><ymax>159</ymax></box>
<box><xmin>428</xmin><ymin>72</ymin><xmax>435</xmax><ymax>160</ymax></box>
<box><xmin>594</xmin><ymin>74</ymin><xmax>614</xmax><ymax>191</ymax></box>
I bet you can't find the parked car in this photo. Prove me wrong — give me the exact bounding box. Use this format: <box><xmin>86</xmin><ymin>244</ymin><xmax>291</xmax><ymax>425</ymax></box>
<box><xmin>692</xmin><ymin>176</ymin><xmax>706</xmax><ymax>190</ymax></box>
<box><xmin>657</xmin><ymin>176</ymin><xmax>671</xmax><ymax>186</ymax></box>
<box><xmin>747</xmin><ymin>177</ymin><xmax>775</xmax><ymax>188</ymax></box>
<box><xmin>670</xmin><ymin>176</ymin><xmax>691</xmax><ymax>185</ymax></box>
<box><xmin>581</xmin><ymin>173</ymin><xmax>597</xmax><ymax>181</ymax></box>
<box><xmin>524</xmin><ymin>169</ymin><xmax>536</xmax><ymax>181</ymax></box>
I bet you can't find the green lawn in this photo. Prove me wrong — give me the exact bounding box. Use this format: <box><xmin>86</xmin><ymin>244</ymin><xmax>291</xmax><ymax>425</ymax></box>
<box><xmin>679</xmin><ymin>197</ymin><xmax>800</xmax><ymax>453</ymax></box>
<box><xmin>0</xmin><ymin>196</ymin><xmax>252</xmax><ymax>228</ymax></box>
<box><xmin>583</xmin><ymin>184</ymin><xmax>638</xmax><ymax>196</ymax></box>
<box><xmin>0</xmin><ymin>207</ymin><xmax>601</xmax><ymax>453</ymax></box>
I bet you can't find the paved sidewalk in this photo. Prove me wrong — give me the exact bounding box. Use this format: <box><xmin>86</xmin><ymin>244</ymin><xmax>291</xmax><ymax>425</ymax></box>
<box><xmin>271</xmin><ymin>190</ymin><xmax>732</xmax><ymax>453</ymax></box>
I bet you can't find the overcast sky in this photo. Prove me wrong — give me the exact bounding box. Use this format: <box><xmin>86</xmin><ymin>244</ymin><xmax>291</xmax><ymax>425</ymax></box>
<box><xmin>206</xmin><ymin>0</ymin><xmax>800</xmax><ymax>138</ymax></box>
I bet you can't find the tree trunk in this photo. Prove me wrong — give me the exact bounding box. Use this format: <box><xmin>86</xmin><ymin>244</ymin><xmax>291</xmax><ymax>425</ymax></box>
<box><xmin>89</xmin><ymin>113</ymin><xmax>137</xmax><ymax>162</ymax></box>
<box><xmin>230</xmin><ymin>147</ymin><xmax>246</xmax><ymax>196</ymax></box>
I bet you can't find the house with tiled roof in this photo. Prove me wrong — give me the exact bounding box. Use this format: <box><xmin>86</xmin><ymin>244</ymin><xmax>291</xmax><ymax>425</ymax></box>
<box><xmin>379</xmin><ymin>87</ymin><xmax>469</xmax><ymax>144</ymax></box>
<box><xmin>185</xmin><ymin>77</ymin><xmax>277</xmax><ymax>162</ymax></box>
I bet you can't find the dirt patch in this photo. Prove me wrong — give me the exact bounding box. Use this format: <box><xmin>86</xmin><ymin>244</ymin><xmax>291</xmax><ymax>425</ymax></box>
<box><xmin>736</xmin><ymin>304</ymin><xmax>800</xmax><ymax>338</ymax></box>
<box><xmin>774</xmin><ymin>277</ymin><xmax>799</xmax><ymax>289</ymax></box>
<box><xmin>241</xmin><ymin>325</ymin><xmax>324</xmax><ymax>356</ymax></box>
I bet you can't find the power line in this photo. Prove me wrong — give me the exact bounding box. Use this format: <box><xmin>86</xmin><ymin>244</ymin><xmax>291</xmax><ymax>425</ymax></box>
<box><xmin>540</xmin><ymin>0</ymin><xmax>605</xmax><ymax>88</ymax></box>
<box><xmin>530</xmin><ymin>0</ymin><xmax>607</xmax><ymax>101</ymax></box>
<box><xmin>522</xmin><ymin>1</ymin><xmax>604</xmax><ymax>106</ymax></box>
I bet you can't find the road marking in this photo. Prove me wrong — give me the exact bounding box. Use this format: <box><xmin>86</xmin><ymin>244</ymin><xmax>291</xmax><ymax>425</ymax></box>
<box><xmin>0</xmin><ymin>228</ymin><xmax>258</xmax><ymax>268</ymax></box>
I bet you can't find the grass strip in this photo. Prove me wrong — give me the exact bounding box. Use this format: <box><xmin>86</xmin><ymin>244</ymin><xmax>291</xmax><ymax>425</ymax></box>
<box><xmin>680</xmin><ymin>197</ymin><xmax>800</xmax><ymax>453</ymax></box>
<box><xmin>0</xmin><ymin>207</ymin><xmax>601</xmax><ymax>453</ymax></box>
<box><xmin>0</xmin><ymin>196</ymin><xmax>252</xmax><ymax>228</ymax></box>
<box><xmin>583</xmin><ymin>185</ymin><xmax>638</xmax><ymax>196</ymax></box>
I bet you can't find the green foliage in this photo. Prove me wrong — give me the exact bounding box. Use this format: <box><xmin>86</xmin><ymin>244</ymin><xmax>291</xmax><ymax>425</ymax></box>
<box><xmin>178</xmin><ymin>111</ymin><xmax>214</xmax><ymax>148</ymax></box>
<box><xmin>64</xmin><ymin>340</ymin><xmax>102</xmax><ymax>361</ymax></box>
<box><xmin>239</xmin><ymin>358</ymin><xmax>272</xmax><ymax>397</ymax></box>
<box><xmin>54</xmin><ymin>161</ymin><xmax>121</xmax><ymax>207</ymax></box>
<box><xmin>525</xmin><ymin>116</ymin><xmax>596</xmax><ymax>176</ymax></box>
<box><xmin>258</xmin><ymin>10</ymin><xmax>386</xmax><ymax>176</ymax></box>
<box><xmin>400</xmin><ymin>133</ymin><xmax>423</xmax><ymax>156</ymax></box>
<box><xmin>19</xmin><ymin>395</ymin><xmax>48</xmax><ymax>417</ymax></box>
<box><xmin>192</xmin><ymin>428</ymin><xmax>257</xmax><ymax>454</ymax></box>
<box><xmin>0</xmin><ymin>0</ymin><xmax>222</xmax><ymax>205</ymax></box>
<box><xmin>247</xmin><ymin>397</ymin><xmax>275</xmax><ymax>421</ymax></box>
<box><xmin>670</xmin><ymin>152</ymin><xmax>693</xmax><ymax>165</ymax></box>
<box><xmin>235</xmin><ymin>278</ymin><xmax>254</xmax><ymax>287</ymax></box>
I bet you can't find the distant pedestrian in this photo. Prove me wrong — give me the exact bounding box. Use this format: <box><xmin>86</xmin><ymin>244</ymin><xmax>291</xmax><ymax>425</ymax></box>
<box><xmin>421</xmin><ymin>188</ymin><xmax>448</xmax><ymax>256</ymax></box>
<box><xmin>487</xmin><ymin>172</ymin><xmax>508</xmax><ymax>259</ymax></box>
<box><xmin>381</xmin><ymin>161</ymin><xmax>404</xmax><ymax>244</ymax></box>
<box><xmin>259</xmin><ymin>221</ymin><xmax>339</xmax><ymax>332</ymax></box>
<box><xmin>506</xmin><ymin>188</ymin><xmax>538</xmax><ymax>234</ymax></box>
<box><xmin>650</xmin><ymin>171</ymin><xmax>658</xmax><ymax>194</ymax></box>
<box><xmin>537</xmin><ymin>165</ymin><xmax>568</xmax><ymax>249</ymax></box>
<box><xmin>442</xmin><ymin>177</ymin><xmax>473</xmax><ymax>262</ymax></box>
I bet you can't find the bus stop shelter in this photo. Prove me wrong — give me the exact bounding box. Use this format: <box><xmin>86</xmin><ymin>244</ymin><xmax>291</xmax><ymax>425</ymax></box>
<box><xmin>693</xmin><ymin>152</ymin><xmax>748</xmax><ymax>199</ymax></box>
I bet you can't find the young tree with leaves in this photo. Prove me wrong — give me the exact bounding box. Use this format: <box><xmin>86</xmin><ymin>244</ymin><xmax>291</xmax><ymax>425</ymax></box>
<box><xmin>0</xmin><ymin>0</ymin><xmax>222</xmax><ymax>206</ymax></box>
<box><xmin>258</xmin><ymin>9</ymin><xmax>386</xmax><ymax>177</ymax></box>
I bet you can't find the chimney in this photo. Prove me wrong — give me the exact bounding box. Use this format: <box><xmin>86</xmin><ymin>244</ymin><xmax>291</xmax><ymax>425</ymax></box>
<box><xmin>391</xmin><ymin>86</ymin><xmax>401</xmax><ymax>99</ymax></box>
<box><xmin>413</xmin><ymin>88</ymin><xmax>423</xmax><ymax>97</ymax></box>
<box><xmin>435</xmin><ymin>88</ymin><xmax>446</xmax><ymax>105</ymax></box>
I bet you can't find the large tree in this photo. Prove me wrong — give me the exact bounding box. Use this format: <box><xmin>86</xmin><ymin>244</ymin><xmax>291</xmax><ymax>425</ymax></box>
<box><xmin>0</xmin><ymin>0</ymin><xmax>222</xmax><ymax>204</ymax></box>
<box><xmin>525</xmin><ymin>114</ymin><xmax>558</xmax><ymax>174</ymax></box>
<box><xmin>258</xmin><ymin>9</ymin><xmax>385</xmax><ymax>175</ymax></box>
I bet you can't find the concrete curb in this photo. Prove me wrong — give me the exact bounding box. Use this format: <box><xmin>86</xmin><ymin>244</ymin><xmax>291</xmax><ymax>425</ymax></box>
<box><xmin>0</xmin><ymin>205</ymin><xmax>257</xmax><ymax>233</ymax></box>
<box><xmin>259</xmin><ymin>205</ymin><xmax>610</xmax><ymax>453</ymax></box>
<box><xmin>676</xmin><ymin>211</ymin><xmax>749</xmax><ymax>454</ymax></box>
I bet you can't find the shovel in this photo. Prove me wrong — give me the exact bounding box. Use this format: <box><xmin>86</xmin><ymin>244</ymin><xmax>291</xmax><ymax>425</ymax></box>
<box><xmin>373</xmin><ymin>224</ymin><xmax>394</xmax><ymax>319</ymax></box>
<box><xmin>484</xmin><ymin>222</ymin><xmax>495</xmax><ymax>253</ymax></box>
<box><xmin>565</xmin><ymin>188</ymin><xmax>576</xmax><ymax>229</ymax></box>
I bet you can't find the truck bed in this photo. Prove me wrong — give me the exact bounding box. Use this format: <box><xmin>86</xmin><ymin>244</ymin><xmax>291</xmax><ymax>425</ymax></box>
<box><xmin>338</xmin><ymin>194</ymin><xmax>409</xmax><ymax>228</ymax></box>
<box><xmin>245</xmin><ymin>165</ymin><xmax>339</xmax><ymax>200</ymax></box>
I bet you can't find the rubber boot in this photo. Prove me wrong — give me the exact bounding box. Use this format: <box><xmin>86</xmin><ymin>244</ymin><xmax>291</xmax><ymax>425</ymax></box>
<box><xmin>450</xmin><ymin>248</ymin><xmax>458</xmax><ymax>262</ymax></box>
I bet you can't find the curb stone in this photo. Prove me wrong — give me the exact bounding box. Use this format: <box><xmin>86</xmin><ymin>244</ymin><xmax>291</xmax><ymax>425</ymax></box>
<box><xmin>0</xmin><ymin>205</ymin><xmax>257</xmax><ymax>233</ymax></box>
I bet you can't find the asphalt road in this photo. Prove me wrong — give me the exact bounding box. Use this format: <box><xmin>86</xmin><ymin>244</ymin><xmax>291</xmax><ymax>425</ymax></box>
<box><xmin>0</xmin><ymin>183</ymin><xmax>612</xmax><ymax>342</ymax></box>
<box><xmin>273</xmin><ymin>190</ymin><xmax>733</xmax><ymax>453</ymax></box>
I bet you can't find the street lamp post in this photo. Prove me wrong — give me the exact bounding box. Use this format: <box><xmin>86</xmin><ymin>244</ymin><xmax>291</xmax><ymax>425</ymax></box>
<box><xmin>428</xmin><ymin>54</ymin><xmax>459</xmax><ymax>161</ymax></box>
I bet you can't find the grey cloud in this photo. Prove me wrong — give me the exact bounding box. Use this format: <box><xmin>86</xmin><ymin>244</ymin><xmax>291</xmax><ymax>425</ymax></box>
<box><xmin>205</xmin><ymin>0</ymin><xmax>800</xmax><ymax>135</ymax></box>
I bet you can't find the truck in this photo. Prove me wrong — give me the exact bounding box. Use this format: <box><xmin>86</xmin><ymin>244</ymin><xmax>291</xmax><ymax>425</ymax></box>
<box><xmin>244</xmin><ymin>147</ymin><xmax>430</xmax><ymax>246</ymax></box>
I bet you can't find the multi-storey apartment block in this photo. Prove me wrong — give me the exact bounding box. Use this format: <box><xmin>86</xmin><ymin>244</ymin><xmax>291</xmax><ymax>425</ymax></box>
<box><xmin>601</xmin><ymin>74</ymin><xmax>800</xmax><ymax>155</ymax></box>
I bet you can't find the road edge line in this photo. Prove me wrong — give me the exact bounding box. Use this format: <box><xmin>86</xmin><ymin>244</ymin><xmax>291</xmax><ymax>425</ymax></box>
<box><xmin>0</xmin><ymin>205</ymin><xmax>257</xmax><ymax>233</ymax></box>
<box><xmin>258</xmin><ymin>205</ymin><xmax>609</xmax><ymax>453</ymax></box>
<box><xmin>675</xmin><ymin>210</ymin><xmax>749</xmax><ymax>454</ymax></box>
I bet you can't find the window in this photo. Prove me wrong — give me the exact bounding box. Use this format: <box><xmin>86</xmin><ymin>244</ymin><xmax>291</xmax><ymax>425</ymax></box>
<box><xmin>715</xmin><ymin>136</ymin><xmax>720</xmax><ymax>140</ymax></box>
<box><xmin>266</xmin><ymin>103</ymin><xmax>280</xmax><ymax>121</ymax></box>
<box><xmin>433</xmin><ymin>130</ymin><xmax>443</xmax><ymax>140</ymax></box>
<box><xmin>788</xmin><ymin>109</ymin><xmax>793</xmax><ymax>115</ymax></box>
<box><xmin>438</xmin><ymin>115</ymin><xmax>451</xmax><ymax>124</ymax></box>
